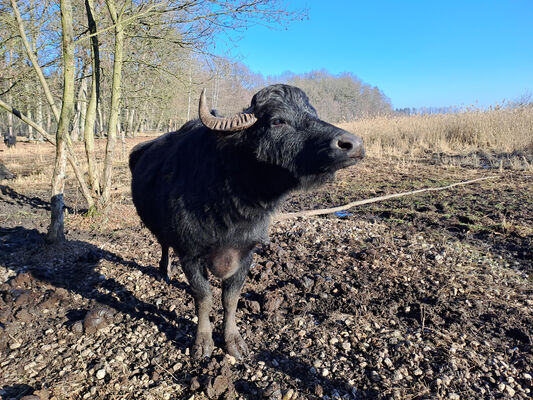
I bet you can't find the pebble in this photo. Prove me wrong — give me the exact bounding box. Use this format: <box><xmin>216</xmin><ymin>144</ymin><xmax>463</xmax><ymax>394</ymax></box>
<box><xmin>370</xmin><ymin>370</ymin><xmax>381</xmax><ymax>382</ymax></box>
<box><xmin>392</xmin><ymin>371</ymin><xmax>403</xmax><ymax>382</ymax></box>
<box><xmin>322</xmin><ymin>368</ymin><xmax>330</xmax><ymax>377</ymax></box>
<box><xmin>506</xmin><ymin>386</ymin><xmax>516</xmax><ymax>397</ymax></box>
<box><xmin>282</xmin><ymin>388</ymin><xmax>294</xmax><ymax>400</ymax></box>
<box><xmin>96</xmin><ymin>368</ymin><xmax>106</xmax><ymax>380</ymax></box>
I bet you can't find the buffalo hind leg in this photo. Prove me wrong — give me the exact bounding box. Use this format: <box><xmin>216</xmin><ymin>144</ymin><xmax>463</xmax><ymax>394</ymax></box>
<box><xmin>159</xmin><ymin>245</ymin><xmax>169</xmax><ymax>278</ymax></box>
<box><xmin>159</xmin><ymin>244</ymin><xmax>178</xmax><ymax>281</ymax></box>
<box><xmin>222</xmin><ymin>253</ymin><xmax>252</xmax><ymax>359</ymax></box>
<box><xmin>182</xmin><ymin>258</ymin><xmax>214</xmax><ymax>359</ymax></box>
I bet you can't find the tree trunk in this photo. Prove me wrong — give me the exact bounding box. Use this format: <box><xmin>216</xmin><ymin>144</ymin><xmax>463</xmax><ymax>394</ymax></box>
<box><xmin>37</xmin><ymin>99</ymin><xmax>43</xmax><ymax>141</ymax></box>
<box><xmin>7</xmin><ymin>96</ymin><xmax>14</xmax><ymax>141</ymax></box>
<box><xmin>127</xmin><ymin>108</ymin><xmax>135</xmax><ymax>137</ymax></box>
<box><xmin>47</xmin><ymin>0</ymin><xmax>74</xmax><ymax>243</ymax></box>
<box><xmin>100</xmin><ymin>0</ymin><xmax>126</xmax><ymax>208</ymax></box>
<box><xmin>83</xmin><ymin>0</ymin><xmax>101</xmax><ymax>199</ymax></box>
<box><xmin>120</xmin><ymin>121</ymin><xmax>126</xmax><ymax>160</ymax></box>
<box><xmin>83</xmin><ymin>61</ymin><xmax>100</xmax><ymax>194</ymax></box>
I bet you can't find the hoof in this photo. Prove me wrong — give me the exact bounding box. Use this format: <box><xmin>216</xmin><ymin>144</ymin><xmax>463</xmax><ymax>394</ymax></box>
<box><xmin>225</xmin><ymin>333</ymin><xmax>248</xmax><ymax>360</ymax></box>
<box><xmin>192</xmin><ymin>332</ymin><xmax>214</xmax><ymax>360</ymax></box>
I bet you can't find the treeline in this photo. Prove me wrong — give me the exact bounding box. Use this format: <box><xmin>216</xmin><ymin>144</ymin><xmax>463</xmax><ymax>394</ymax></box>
<box><xmin>1</xmin><ymin>56</ymin><xmax>393</xmax><ymax>140</ymax></box>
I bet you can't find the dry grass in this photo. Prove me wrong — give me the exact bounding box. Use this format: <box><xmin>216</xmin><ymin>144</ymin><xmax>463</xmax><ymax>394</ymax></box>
<box><xmin>338</xmin><ymin>106</ymin><xmax>533</xmax><ymax>166</ymax></box>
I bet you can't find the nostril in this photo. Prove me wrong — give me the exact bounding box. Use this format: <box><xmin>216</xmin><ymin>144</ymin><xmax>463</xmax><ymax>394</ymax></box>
<box><xmin>336</xmin><ymin>139</ymin><xmax>353</xmax><ymax>151</ymax></box>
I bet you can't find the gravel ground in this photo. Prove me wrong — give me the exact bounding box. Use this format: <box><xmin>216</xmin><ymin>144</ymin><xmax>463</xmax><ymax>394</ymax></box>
<box><xmin>0</xmin><ymin>146</ymin><xmax>531</xmax><ymax>399</ymax></box>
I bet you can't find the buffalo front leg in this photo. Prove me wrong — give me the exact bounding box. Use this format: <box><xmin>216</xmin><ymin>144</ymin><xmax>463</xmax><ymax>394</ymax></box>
<box><xmin>222</xmin><ymin>253</ymin><xmax>252</xmax><ymax>359</ymax></box>
<box><xmin>182</xmin><ymin>258</ymin><xmax>214</xmax><ymax>359</ymax></box>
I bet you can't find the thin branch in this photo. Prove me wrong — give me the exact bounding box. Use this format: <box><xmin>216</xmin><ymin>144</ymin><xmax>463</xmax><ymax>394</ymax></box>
<box><xmin>74</xmin><ymin>3</ymin><xmax>158</xmax><ymax>44</ymax></box>
<box><xmin>0</xmin><ymin>97</ymin><xmax>55</xmax><ymax>144</ymax></box>
<box><xmin>0</xmin><ymin>78</ymin><xmax>23</xmax><ymax>96</ymax></box>
<box><xmin>274</xmin><ymin>176</ymin><xmax>499</xmax><ymax>222</ymax></box>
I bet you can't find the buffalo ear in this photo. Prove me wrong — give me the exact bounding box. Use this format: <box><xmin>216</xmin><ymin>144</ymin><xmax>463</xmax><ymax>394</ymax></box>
<box><xmin>199</xmin><ymin>89</ymin><xmax>257</xmax><ymax>132</ymax></box>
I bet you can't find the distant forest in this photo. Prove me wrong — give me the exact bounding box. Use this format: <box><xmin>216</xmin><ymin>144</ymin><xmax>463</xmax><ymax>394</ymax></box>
<box><xmin>2</xmin><ymin>49</ymin><xmax>394</xmax><ymax>139</ymax></box>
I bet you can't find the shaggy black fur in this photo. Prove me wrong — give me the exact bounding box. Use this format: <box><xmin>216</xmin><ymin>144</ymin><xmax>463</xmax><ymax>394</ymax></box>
<box><xmin>129</xmin><ymin>84</ymin><xmax>364</xmax><ymax>359</ymax></box>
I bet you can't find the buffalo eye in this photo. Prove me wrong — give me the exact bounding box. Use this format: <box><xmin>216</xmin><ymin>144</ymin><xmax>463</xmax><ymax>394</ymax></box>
<box><xmin>271</xmin><ymin>118</ymin><xmax>286</xmax><ymax>127</ymax></box>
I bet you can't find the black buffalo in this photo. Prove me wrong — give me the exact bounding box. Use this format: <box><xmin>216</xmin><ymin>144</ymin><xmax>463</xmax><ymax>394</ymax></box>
<box><xmin>3</xmin><ymin>133</ymin><xmax>16</xmax><ymax>148</ymax></box>
<box><xmin>129</xmin><ymin>84</ymin><xmax>364</xmax><ymax>359</ymax></box>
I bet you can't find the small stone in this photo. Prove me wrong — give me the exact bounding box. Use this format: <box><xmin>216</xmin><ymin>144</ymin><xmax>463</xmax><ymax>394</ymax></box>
<box><xmin>384</xmin><ymin>357</ymin><xmax>393</xmax><ymax>368</ymax></box>
<box><xmin>498</xmin><ymin>383</ymin><xmax>506</xmax><ymax>392</ymax></box>
<box><xmin>206</xmin><ymin>375</ymin><xmax>230</xmax><ymax>399</ymax></box>
<box><xmin>413</xmin><ymin>368</ymin><xmax>423</xmax><ymax>376</ymax></box>
<box><xmin>506</xmin><ymin>386</ymin><xmax>516</xmax><ymax>397</ymax></box>
<box><xmin>264</xmin><ymin>382</ymin><xmax>281</xmax><ymax>398</ymax></box>
<box><xmin>392</xmin><ymin>371</ymin><xmax>403</xmax><ymax>382</ymax></box>
<box><xmin>83</xmin><ymin>307</ymin><xmax>114</xmax><ymax>335</ymax></box>
<box><xmin>321</xmin><ymin>368</ymin><xmax>329</xmax><ymax>377</ymax></box>
<box><xmin>96</xmin><ymin>368</ymin><xmax>106</xmax><ymax>380</ymax></box>
<box><xmin>282</xmin><ymin>388</ymin><xmax>294</xmax><ymax>400</ymax></box>
<box><xmin>314</xmin><ymin>384</ymin><xmax>324</xmax><ymax>397</ymax></box>
<box><xmin>190</xmin><ymin>376</ymin><xmax>200</xmax><ymax>391</ymax></box>
<box><xmin>370</xmin><ymin>370</ymin><xmax>381</xmax><ymax>382</ymax></box>
<box><xmin>448</xmin><ymin>394</ymin><xmax>460</xmax><ymax>400</ymax></box>
<box><xmin>329</xmin><ymin>337</ymin><xmax>339</xmax><ymax>345</ymax></box>
<box><xmin>523</xmin><ymin>373</ymin><xmax>532</xmax><ymax>380</ymax></box>
<box><xmin>225</xmin><ymin>354</ymin><xmax>236</xmax><ymax>365</ymax></box>
<box><xmin>72</xmin><ymin>320</ymin><xmax>84</xmax><ymax>335</ymax></box>
<box><xmin>34</xmin><ymin>388</ymin><xmax>49</xmax><ymax>400</ymax></box>
<box><xmin>9</xmin><ymin>342</ymin><xmax>21</xmax><ymax>350</ymax></box>
<box><xmin>341</xmin><ymin>342</ymin><xmax>351</xmax><ymax>351</ymax></box>
<box><xmin>246</xmin><ymin>300</ymin><xmax>261</xmax><ymax>314</ymax></box>
<box><xmin>24</xmin><ymin>361</ymin><xmax>36</xmax><ymax>371</ymax></box>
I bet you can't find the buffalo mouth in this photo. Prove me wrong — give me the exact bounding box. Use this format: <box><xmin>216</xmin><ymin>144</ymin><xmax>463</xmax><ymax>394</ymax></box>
<box><xmin>326</xmin><ymin>149</ymin><xmax>365</xmax><ymax>171</ymax></box>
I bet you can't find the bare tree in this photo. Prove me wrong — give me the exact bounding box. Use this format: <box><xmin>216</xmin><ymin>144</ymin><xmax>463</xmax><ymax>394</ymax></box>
<box><xmin>46</xmin><ymin>0</ymin><xmax>74</xmax><ymax>243</ymax></box>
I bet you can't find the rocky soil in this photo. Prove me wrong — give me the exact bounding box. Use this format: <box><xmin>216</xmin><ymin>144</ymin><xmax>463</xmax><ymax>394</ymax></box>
<box><xmin>0</xmin><ymin>141</ymin><xmax>532</xmax><ymax>399</ymax></box>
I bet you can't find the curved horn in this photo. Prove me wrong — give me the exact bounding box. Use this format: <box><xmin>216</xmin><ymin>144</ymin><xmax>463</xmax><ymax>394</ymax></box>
<box><xmin>199</xmin><ymin>88</ymin><xmax>257</xmax><ymax>132</ymax></box>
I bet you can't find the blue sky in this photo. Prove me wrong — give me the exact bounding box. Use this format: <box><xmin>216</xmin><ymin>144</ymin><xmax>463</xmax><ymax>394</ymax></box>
<box><xmin>220</xmin><ymin>0</ymin><xmax>533</xmax><ymax>109</ymax></box>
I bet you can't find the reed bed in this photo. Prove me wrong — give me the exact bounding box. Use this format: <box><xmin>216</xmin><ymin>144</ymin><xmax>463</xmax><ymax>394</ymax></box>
<box><xmin>338</xmin><ymin>107</ymin><xmax>533</xmax><ymax>163</ymax></box>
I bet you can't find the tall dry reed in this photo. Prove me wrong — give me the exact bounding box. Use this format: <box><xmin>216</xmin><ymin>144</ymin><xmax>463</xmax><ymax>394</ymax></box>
<box><xmin>338</xmin><ymin>106</ymin><xmax>533</xmax><ymax>159</ymax></box>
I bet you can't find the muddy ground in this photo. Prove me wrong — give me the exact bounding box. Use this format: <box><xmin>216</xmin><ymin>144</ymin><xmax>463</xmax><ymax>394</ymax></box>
<box><xmin>0</xmin><ymin>140</ymin><xmax>532</xmax><ymax>400</ymax></box>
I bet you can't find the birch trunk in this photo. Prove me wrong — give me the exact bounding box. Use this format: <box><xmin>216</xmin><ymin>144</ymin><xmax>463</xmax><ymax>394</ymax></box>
<box><xmin>100</xmin><ymin>0</ymin><xmax>127</xmax><ymax>208</ymax></box>
<box><xmin>83</xmin><ymin>0</ymin><xmax>101</xmax><ymax>197</ymax></box>
<box><xmin>47</xmin><ymin>0</ymin><xmax>74</xmax><ymax>243</ymax></box>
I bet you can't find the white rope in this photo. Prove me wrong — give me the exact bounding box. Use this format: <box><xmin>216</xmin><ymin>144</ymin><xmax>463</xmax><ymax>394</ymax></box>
<box><xmin>274</xmin><ymin>175</ymin><xmax>499</xmax><ymax>222</ymax></box>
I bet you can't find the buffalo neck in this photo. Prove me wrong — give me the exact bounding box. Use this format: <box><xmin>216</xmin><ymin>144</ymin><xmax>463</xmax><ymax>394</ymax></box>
<box><xmin>217</xmin><ymin>142</ymin><xmax>297</xmax><ymax>214</ymax></box>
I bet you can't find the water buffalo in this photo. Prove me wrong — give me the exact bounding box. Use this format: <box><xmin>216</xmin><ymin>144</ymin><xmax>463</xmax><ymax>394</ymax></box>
<box><xmin>3</xmin><ymin>133</ymin><xmax>16</xmax><ymax>148</ymax></box>
<box><xmin>129</xmin><ymin>84</ymin><xmax>364</xmax><ymax>359</ymax></box>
